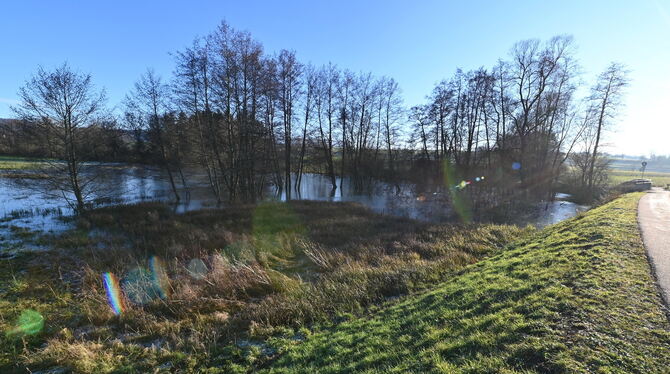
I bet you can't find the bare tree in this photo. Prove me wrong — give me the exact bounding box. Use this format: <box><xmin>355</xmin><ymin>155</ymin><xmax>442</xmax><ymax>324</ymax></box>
<box><xmin>380</xmin><ymin>77</ymin><xmax>404</xmax><ymax>173</ymax></box>
<box><xmin>314</xmin><ymin>63</ymin><xmax>340</xmax><ymax>190</ymax></box>
<box><xmin>296</xmin><ymin>64</ymin><xmax>317</xmax><ymax>189</ymax></box>
<box><xmin>278</xmin><ymin>50</ymin><xmax>302</xmax><ymax>198</ymax></box>
<box><xmin>507</xmin><ymin>36</ymin><xmax>575</xmax><ymax>185</ymax></box>
<box><xmin>586</xmin><ymin>62</ymin><xmax>629</xmax><ymax>192</ymax></box>
<box><xmin>427</xmin><ymin>80</ymin><xmax>453</xmax><ymax>161</ymax></box>
<box><xmin>12</xmin><ymin>63</ymin><xmax>106</xmax><ymax>212</ymax></box>
<box><xmin>338</xmin><ymin>70</ymin><xmax>354</xmax><ymax>190</ymax></box>
<box><xmin>409</xmin><ymin>105</ymin><xmax>431</xmax><ymax>160</ymax></box>
<box><xmin>125</xmin><ymin>69</ymin><xmax>182</xmax><ymax>202</ymax></box>
<box><xmin>173</xmin><ymin>38</ymin><xmax>222</xmax><ymax>201</ymax></box>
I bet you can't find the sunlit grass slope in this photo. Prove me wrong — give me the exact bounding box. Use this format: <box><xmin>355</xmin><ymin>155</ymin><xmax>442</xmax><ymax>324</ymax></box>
<box><xmin>264</xmin><ymin>193</ymin><xmax>670</xmax><ymax>373</ymax></box>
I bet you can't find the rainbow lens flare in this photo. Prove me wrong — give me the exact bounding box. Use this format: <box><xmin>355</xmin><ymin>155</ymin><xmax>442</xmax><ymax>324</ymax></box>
<box><xmin>149</xmin><ymin>256</ymin><xmax>169</xmax><ymax>299</ymax></box>
<box><xmin>103</xmin><ymin>272</ymin><xmax>124</xmax><ymax>315</ymax></box>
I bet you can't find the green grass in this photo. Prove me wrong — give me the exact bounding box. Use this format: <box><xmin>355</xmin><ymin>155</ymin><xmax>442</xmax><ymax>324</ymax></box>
<box><xmin>262</xmin><ymin>193</ymin><xmax>670</xmax><ymax>373</ymax></box>
<box><xmin>608</xmin><ymin>169</ymin><xmax>670</xmax><ymax>187</ymax></box>
<box><xmin>0</xmin><ymin>155</ymin><xmax>51</xmax><ymax>178</ymax></box>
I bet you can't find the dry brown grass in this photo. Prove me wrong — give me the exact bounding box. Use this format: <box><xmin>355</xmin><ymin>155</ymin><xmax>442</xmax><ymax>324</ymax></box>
<box><xmin>2</xmin><ymin>200</ymin><xmax>530</xmax><ymax>373</ymax></box>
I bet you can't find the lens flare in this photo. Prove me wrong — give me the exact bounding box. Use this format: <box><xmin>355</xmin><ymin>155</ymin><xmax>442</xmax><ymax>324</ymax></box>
<box><xmin>105</xmin><ymin>259</ymin><xmax>169</xmax><ymax>311</ymax></box>
<box><xmin>149</xmin><ymin>256</ymin><xmax>169</xmax><ymax>299</ymax></box>
<box><xmin>103</xmin><ymin>272</ymin><xmax>124</xmax><ymax>315</ymax></box>
<box><xmin>187</xmin><ymin>258</ymin><xmax>208</xmax><ymax>280</ymax></box>
<box><xmin>6</xmin><ymin>309</ymin><xmax>44</xmax><ymax>338</ymax></box>
<box><xmin>123</xmin><ymin>267</ymin><xmax>165</xmax><ymax>305</ymax></box>
<box><xmin>442</xmin><ymin>159</ymin><xmax>472</xmax><ymax>223</ymax></box>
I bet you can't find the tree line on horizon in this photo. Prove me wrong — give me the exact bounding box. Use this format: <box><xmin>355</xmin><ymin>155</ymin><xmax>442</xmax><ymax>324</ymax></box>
<box><xmin>2</xmin><ymin>21</ymin><xmax>628</xmax><ymax>212</ymax></box>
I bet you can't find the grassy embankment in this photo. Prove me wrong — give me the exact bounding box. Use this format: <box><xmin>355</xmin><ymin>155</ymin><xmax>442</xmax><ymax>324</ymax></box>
<box><xmin>1</xmin><ymin>194</ymin><xmax>669</xmax><ymax>372</ymax></box>
<box><xmin>0</xmin><ymin>201</ymin><xmax>526</xmax><ymax>373</ymax></box>
<box><xmin>264</xmin><ymin>193</ymin><xmax>670</xmax><ymax>373</ymax></box>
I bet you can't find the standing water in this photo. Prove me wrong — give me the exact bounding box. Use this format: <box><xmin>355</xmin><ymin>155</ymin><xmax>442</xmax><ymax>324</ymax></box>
<box><xmin>0</xmin><ymin>167</ymin><xmax>588</xmax><ymax>252</ymax></box>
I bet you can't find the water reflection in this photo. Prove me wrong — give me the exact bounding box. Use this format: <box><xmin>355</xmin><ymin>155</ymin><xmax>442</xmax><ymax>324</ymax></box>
<box><xmin>273</xmin><ymin>174</ymin><xmax>454</xmax><ymax>222</ymax></box>
<box><xmin>272</xmin><ymin>174</ymin><xmax>588</xmax><ymax>227</ymax></box>
<box><xmin>527</xmin><ymin>193</ymin><xmax>590</xmax><ymax>228</ymax></box>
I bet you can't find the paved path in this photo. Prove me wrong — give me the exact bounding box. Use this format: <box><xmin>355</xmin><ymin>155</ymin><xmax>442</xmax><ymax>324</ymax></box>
<box><xmin>638</xmin><ymin>187</ymin><xmax>670</xmax><ymax>305</ymax></box>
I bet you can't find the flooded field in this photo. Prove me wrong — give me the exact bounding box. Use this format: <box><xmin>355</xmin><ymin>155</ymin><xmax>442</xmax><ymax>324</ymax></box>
<box><xmin>0</xmin><ymin>165</ymin><xmax>589</xmax><ymax>252</ymax></box>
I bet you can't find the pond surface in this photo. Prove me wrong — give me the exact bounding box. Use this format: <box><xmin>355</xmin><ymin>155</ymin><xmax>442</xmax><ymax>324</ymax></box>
<box><xmin>278</xmin><ymin>174</ymin><xmax>589</xmax><ymax>227</ymax></box>
<box><xmin>0</xmin><ymin>166</ymin><xmax>588</xmax><ymax>251</ymax></box>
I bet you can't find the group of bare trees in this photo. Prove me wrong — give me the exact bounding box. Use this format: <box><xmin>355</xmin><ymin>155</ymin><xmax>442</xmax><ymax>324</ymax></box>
<box><xmin>129</xmin><ymin>21</ymin><xmax>408</xmax><ymax>202</ymax></box>
<box><xmin>9</xmin><ymin>23</ymin><xmax>628</xmax><ymax>212</ymax></box>
<box><xmin>410</xmin><ymin>36</ymin><xmax>628</xmax><ymax>199</ymax></box>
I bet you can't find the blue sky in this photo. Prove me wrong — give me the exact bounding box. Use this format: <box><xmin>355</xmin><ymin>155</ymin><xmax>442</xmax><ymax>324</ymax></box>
<box><xmin>1</xmin><ymin>0</ymin><xmax>669</xmax><ymax>155</ymax></box>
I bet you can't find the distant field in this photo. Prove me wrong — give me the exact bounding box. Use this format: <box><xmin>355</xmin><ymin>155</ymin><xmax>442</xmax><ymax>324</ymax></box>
<box><xmin>609</xmin><ymin>158</ymin><xmax>670</xmax><ymax>173</ymax></box>
<box><xmin>0</xmin><ymin>156</ymin><xmax>47</xmax><ymax>170</ymax></box>
<box><xmin>608</xmin><ymin>169</ymin><xmax>670</xmax><ymax>187</ymax></box>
